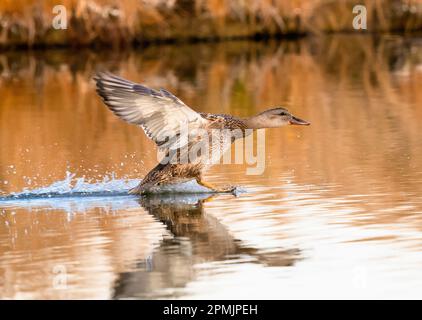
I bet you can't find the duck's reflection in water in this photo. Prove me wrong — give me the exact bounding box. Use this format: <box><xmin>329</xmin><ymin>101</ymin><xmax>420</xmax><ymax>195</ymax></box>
<box><xmin>113</xmin><ymin>194</ymin><xmax>301</xmax><ymax>299</ymax></box>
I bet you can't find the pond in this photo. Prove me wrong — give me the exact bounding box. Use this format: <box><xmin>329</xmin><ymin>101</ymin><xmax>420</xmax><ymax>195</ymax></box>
<box><xmin>0</xmin><ymin>35</ymin><xmax>421</xmax><ymax>299</ymax></box>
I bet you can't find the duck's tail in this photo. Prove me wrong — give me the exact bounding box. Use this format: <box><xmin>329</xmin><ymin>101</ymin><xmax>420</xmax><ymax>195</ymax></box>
<box><xmin>128</xmin><ymin>162</ymin><xmax>169</xmax><ymax>195</ymax></box>
<box><xmin>128</xmin><ymin>184</ymin><xmax>143</xmax><ymax>195</ymax></box>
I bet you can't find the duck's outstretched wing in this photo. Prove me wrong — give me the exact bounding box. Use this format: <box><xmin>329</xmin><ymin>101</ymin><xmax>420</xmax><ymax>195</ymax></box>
<box><xmin>94</xmin><ymin>72</ymin><xmax>207</xmax><ymax>152</ymax></box>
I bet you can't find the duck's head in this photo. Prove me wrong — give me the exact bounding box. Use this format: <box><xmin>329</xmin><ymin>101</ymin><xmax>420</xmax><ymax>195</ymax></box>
<box><xmin>246</xmin><ymin>107</ymin><xmax>310</xmax><ymax>129</ymax></box>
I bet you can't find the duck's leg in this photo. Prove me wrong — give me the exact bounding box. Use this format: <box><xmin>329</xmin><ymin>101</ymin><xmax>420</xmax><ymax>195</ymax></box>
<box><xmin>195</xmin><ymin>177</ymin><xmax>236</xmax><ymax>193</ymax></box>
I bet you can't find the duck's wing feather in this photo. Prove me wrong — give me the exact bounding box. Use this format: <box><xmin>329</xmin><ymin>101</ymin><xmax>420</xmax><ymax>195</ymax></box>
<box><xmin>94</xmin><ymin>72</ymin><xmax>207</xmax><ymax>151</ymax></box>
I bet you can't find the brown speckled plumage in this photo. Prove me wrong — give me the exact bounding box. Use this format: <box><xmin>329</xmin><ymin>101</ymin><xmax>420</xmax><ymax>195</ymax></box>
<box><xmin>94</xmin><ymin>72</ymin><xmax>310</xmax><ymax>194</ymax></box>
<box><xmin>199</xmin><ymin>112</ymin><xmax>248</xmax><ymax>130</ymax></box>
<box><xmin>129</xmin><ymin>113</ymin><xmax>249</xmax><ymax>194</ymax></box>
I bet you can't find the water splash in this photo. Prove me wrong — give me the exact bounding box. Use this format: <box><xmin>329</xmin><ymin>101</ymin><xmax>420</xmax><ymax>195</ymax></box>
<box><xmin>0</xmin><ymin>171</ymin><xmax>245</xmax><ymax>214</ymax></box>
<box><xmin>0</xmin><ymin>170</ymin><xmax>226</xmax><ymax>215</ymax></box>
<box><xmin>1</xmin><ymin>171</ymin><xmax>246</xmax><ymax>200</ymax></box>
<box><xmin>2</xmin><ymin>171</ymin><xmax>140</xmax><ymax>200</ymax></box>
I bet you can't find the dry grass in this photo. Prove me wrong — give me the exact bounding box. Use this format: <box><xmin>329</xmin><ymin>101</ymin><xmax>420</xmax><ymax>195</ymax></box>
<box><xmin>0</xmin><ymin>0</ymin><xmax>421</xmax><ymax>48</ymax></box>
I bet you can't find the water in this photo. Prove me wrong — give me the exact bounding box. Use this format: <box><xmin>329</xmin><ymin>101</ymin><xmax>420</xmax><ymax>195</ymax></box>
<box><xmin>0</xmin><ymin>35</ymin><xmax>422</xmax><ymax>299</ymax></box>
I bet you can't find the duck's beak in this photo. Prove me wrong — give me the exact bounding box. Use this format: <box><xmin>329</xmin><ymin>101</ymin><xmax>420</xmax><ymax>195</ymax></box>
<box><xmin>289</xmin><ymin>116</ymin><xmax>310</xmax><ymax>126</ymax></box>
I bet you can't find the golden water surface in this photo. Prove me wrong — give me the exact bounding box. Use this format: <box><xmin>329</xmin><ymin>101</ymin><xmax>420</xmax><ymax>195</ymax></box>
<box><xmin>0</xmin><ymin>35</ymin><xmax>422</xmax><ymax>299</ymax></box>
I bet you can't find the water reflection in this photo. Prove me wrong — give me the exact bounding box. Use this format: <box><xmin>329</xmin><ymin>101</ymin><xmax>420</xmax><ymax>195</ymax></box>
<box><xmin>113</xmin><ymin>194</ymin><xmax>300</xmax><ymax>299</ymax></box>
<box><xmin>0</xmin><ymin>193</ymin><xmax>300</xmax><ymax>299</ymax></box>
<box><xmin>0</xmin><ymin>35</ymin><xmax>422</xmax><ymax>299</ymax></box>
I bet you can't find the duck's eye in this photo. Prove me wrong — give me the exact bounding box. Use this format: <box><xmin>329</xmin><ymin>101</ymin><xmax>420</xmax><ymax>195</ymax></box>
<box><xmin>279</xmin><ymin>112</ymin><xmax>287</xmax><ymax>116</ymax></box>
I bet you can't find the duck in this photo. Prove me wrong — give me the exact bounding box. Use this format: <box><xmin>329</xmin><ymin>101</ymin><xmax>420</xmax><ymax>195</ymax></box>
<box><xmin>94</xmin><ymin>72</ymin><xmax>310</xmax><ymax>194</ymax></box>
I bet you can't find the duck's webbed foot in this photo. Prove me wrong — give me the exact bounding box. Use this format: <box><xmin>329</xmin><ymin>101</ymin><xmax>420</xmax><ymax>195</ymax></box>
<box><xmin>218</xmin><ymin>185</ymin><xmax>238</xmax><ymax>193</ymax></box>
<box><xmin>195</xmin><ymin>178</ymin><xmax>237</xmax><ymax>194</ymax></box>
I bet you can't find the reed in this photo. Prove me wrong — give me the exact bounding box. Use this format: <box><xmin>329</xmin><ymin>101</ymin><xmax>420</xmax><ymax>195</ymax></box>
<box><xmin>0</xmin><ymin>0</ymin><xmax>420</xmax><ymax>48</ymax></box>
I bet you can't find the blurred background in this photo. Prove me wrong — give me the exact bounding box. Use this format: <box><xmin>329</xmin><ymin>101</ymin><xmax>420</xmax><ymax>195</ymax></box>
<box><xmin>0</xmin><ymin>0</ymin><xmax>422</xmax><ymax>300</ymax></box>
<box><xmin>0</xmin><ymin>0</ymin><xmax>420</xmax><ymax>48</ymax></box>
